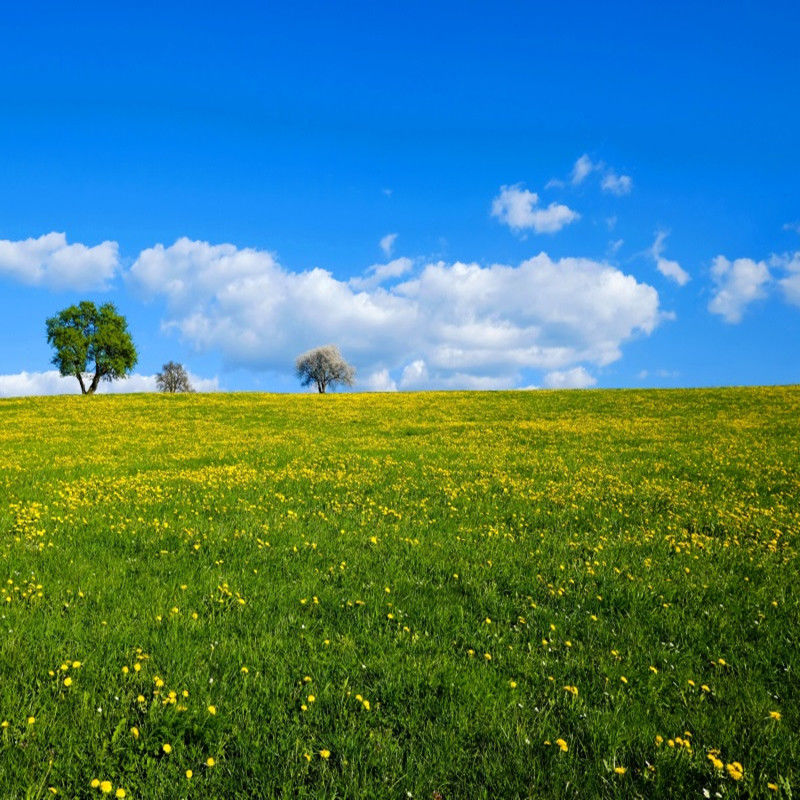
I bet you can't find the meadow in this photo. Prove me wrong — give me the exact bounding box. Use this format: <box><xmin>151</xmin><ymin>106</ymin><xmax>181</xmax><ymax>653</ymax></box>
<box><xmin>0</xmin><ymin>387</ymin><xmax>798</xmax><ymax>799</ymax></box>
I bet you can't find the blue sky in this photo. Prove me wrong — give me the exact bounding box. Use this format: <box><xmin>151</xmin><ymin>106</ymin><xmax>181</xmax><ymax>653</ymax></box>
<box><xmin>1</xmin><ymin>1</ymin><xmax>798</xmax><ymax>394</ymax></box>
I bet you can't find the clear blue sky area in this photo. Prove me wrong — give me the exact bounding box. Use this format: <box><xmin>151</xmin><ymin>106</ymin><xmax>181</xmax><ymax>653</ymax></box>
<box><xmin>1</xmin><ymin>1</ymin><xmax>798</xmax><ymax>393</ymax></box>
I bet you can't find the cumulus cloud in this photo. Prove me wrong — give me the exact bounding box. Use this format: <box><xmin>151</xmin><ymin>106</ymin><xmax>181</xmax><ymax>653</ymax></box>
<box><xmin>128</xmin><ymin>237</ymin><xmax>664</xmax><ymax>391</ymax></box>
<box><xmin>379</xmin><ymin>233</ymin><xmax>398</xmax><ymax>257</ymax></box>
<box><xmin>0</xmin><ymin>232</ymin><xmax>120</xmax><ymax>290</ymax></box>
<box><xmin>708</xmin><ymin>255</ymin><xmax>771</xmax><ymax>323</ymax></box>
<box><xmin>601</xmin><ymin>171</ymin><xmax>633</xmax><ymax>196</ymax></box>
<box><xmin>349</xmin><ymin>257</ymin><xmax>414</xmax><ymax>291</ymax></box>
<box><xmin>363</xmin><ymin>369</ymin><xmax>398</xmax><ymax>392</ymax></box>
<box><xmin>0</xmin><ymin>369</ymin><xmax>220</xmax><ymax>398</ymax></box>
<box><xmin>491</xmin><ymin>185</ymin><xmax>579</xmax><ymax>234</ymax></box>
<box><xmin>650</xmin><ymin>232</ymin><xmax>690</xmax><ymax>286</ymax></box>
<box><xmin>772</xmin><ymin>251</ymin><xmax>800</xmax><ymax>307</ymax></box>
<box><xmin>543</xmin><ymin>366</ymin><xmax>596</xmax><ymax>389</ymax></box>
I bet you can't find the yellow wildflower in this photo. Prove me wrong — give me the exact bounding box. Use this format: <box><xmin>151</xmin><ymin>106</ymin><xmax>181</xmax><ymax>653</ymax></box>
<box><xmin>726</xmin><ymin>762</ymin><xmax>744</xmax><ymax>781</ymax></box>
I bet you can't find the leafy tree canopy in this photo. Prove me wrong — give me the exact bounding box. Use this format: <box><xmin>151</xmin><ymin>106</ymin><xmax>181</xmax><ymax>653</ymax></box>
<box><xmin>46</xmin><ymin>301</ymin><xmax>138</xmax><ymax>394</ymax></box>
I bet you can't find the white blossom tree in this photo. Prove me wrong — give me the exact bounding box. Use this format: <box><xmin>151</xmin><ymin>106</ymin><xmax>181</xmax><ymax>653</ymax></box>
<box><xmin>295</xmin><ymin>345</ymin><xmax>355</xmax><ymax>393</ymax></box>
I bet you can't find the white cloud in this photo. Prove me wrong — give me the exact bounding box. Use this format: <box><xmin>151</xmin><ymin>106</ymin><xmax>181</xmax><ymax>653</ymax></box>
<box><xmin>650</xmin><ymin>231</ymin><xmax>690</xmax><ymax>286</ymax></box>
<box><xmin>0</xmin><ymin>232</ymin><xmax>120</xmax><ymax>290</ymax></box>
<box><xmin>601</xmin><ymin>171</ymin><xmax>633</xmax><ymax>196</ymax></box>
<box><xmin>608</xmin><ymin>239</ymin><xmax>624</xmax><ymax>256</ymax></box>
<box><xmin>397</xmin><ymin>359</ymin><xmax>515</xmax><ymax>391</ymax></box>
<box><xmin>571</xmin><ymin>154</ymin><xmax>598</xmax><ymax>185</ymax></box>
<box><xmin>349</xmin><ymin>257</ymin><xmax>413</xmax><ymax>291</ymax></box>
<box><xmin>363</xmin><ymin>369</ymin><xmax>398</xmax><ymax>392</ymax></box>
<box><xmin>708</xmin><ymin>255</ymin><xmax>771</xmax><ymax>323</ymax></box>
<box><xmin>783</xmin><ymin>221</ymin><xmax>800</xmax><ymax>234</ymax></box>
<box><xmin>637</xmin><ymin>368</ymin><xmax>679</xmax><ymax>380</ymax></box>
<box><xmin>543</xmin><ymin>366</ymin><xmax>596</xmax><ymax>389</ymax></box>
<box><xmin>550</xmin><ymin>156</ymin><xmax>633</xmax><ymax>197</ymax></box>
<box><xmin>380</xmin><ymin>233</ymin><xmax>398</xmax><ymax>257</ymax></box>
<box><xmin>128</xmin><ymin>237</ymin><xmax>664</xmax><ymax>391</ymax></box>
<box><xmin>772</xmin><ymin>251</ymin><xmax>800</xmax><ymax>307</ymax></box>
<box><xmin>0</xmin><ymin>369</ymin><xmax>220</xmax><ymax>398</ymax></box>
<box><xmin>491</xmin><ymin>184</ymin><xmax>579</xmax><ymax>234</ymax></box>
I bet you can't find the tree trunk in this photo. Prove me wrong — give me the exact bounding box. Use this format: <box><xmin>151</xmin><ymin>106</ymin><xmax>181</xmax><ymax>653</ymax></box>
<box><xmin>76</xmin><ymin>371</ymin><xmax>87</xmax><ymax>394</ymax></box>
<box><xmin>87</xmin><ymin>369</ymin><xmax>102</xmax><ymax>395</ymax></box>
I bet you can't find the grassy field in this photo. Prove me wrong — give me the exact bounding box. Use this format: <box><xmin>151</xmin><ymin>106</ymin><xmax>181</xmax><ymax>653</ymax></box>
<box><xmin>0</xmin><ymin>388</ymin><xmax>798</xmax><ymax>799</ymax></box>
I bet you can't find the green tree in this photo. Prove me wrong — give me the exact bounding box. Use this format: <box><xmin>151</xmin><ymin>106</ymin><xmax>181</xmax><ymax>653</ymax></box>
<box><xmin>46</xmin><ymin>301</ymin><xmax>138</xmax><ymax>394</ymax></box>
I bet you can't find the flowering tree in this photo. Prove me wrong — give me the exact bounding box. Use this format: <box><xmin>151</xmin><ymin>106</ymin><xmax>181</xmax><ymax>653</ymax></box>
<box><xmin>295</xmin><ymin>345</ymin><xmax>355</xmax><ymax>393</ymax></box>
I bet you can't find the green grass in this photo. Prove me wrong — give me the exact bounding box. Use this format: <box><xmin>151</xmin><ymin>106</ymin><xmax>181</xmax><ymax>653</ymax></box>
<box><xmin>0</xmin><ymin>387</ymin><xmax>798</xmax><ymax>799</ymax></box>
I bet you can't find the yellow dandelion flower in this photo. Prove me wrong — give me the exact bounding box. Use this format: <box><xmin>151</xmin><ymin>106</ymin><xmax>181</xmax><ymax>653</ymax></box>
<box><xmin>91</xmin><ymin>779</ymin><xmax>100</xmax><ymax>788</ymax></box>
<box><xmin>130</xmin><ymin>726</ymin><xmax>139</xmax><ymax>739</ymax></box>
<box><xmin>63</xmin><ymin>677</ymin><xmax>72</xmax><ymax>687</ymax></box>
<box><xmin>208</xmin><ymin>705</ymin><xmax>216</xmax><ymax>715</ymax></box>
<box><xmin>115</xmin><ymin>789</ymin><xmax>126</xmax><ymax>799</ymax></box>
<box><xmin>162</xmin><ymin>743</ymin><xmax>172</xmax><ymax>754</ymax></box>
<box><xmin>769</xmin><ymin>711</ymin><xmax>781</xmax><ymax>720</ymax></box>
<box><xmin>185</xmin><ymin>770</ymin><xmax>193</xmax><ymax>779</ymax></box>
<box><xmin>362</xmin><ymin>700</ymin><xmax>370</xmax><ymax>710</ymax></box>
<box><xmin>484</xmin><ymin>652</ymin><xmax>492</xmax><ymax>660</ymax></box>
<box><xmin>614</xmin><ymin>766</ymin><xmax>627</xmax><ymax>775</ymax></box>
<box><xmin>555</xmin><ymin>738</ymin><xmax>568</xmax><ymax>752</ymax></box>
<box><xmin>768</xmin><ymin>783</ymin><xmax>778</xmax><ymax>791</ymax></box>
<box><xmin>27</xmin><ymin>716</ymin><xmax>35</xmax><ymax>725</ymax></box>
<box><xmin>509</xmin><ymin>680</ymin><xmax>517</xmax><ymax>689</ymax></box>
<box><xmin>319</xmin><ymin>749</ymin><xmax>330</xmax><ymax>759</ymax></box>
<box><xmin>303</xmin><ymin>753</ymin><xmax>311</xmax><ymax>762</ymax></box>
<box><xmin>100</xmin><ymin>781</ymin><xmax>112</xmax><ymax>794</ymax></box>
<box><xmin>241</xmin><ymin>667</ymin><xmax>249</xmax><ymax>673</ymax></box>
<box><xmin>206</xmin><ymin>757</ymin><xmax>215</xmax><ymax>767</ymax></box>
<box><xmin>726</xmin><ymin>762</ymin><xmax>744</xmax><ymax>781</ymax></box>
